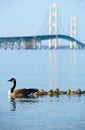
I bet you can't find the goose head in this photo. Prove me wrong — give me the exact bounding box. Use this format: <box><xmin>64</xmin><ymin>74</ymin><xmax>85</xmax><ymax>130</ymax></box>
<box><xmin>8</xmin><ymin>78</ymin><xmax>16</xmax><ymax>94</ymax></box>
<box><xmin>8</xmin><ymin>78</ymin><xmax>16</xmax><ymax>82</ymax></box>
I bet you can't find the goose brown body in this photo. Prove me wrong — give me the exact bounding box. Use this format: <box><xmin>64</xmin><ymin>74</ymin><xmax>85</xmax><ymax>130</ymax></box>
<box><xmin>8</xmin><ymin>78</ymin><xmax>39</xmax><ymax>98</ymax></box>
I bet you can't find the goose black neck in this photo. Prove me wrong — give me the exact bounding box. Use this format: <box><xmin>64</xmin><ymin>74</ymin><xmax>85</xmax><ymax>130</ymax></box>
<box><xmin>11</xmin><ymin>79</ymin><xmax>16</xmax><ymax>93</ymax></box>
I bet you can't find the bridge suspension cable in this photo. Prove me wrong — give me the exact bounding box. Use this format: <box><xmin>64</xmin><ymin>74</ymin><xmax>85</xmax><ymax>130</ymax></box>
<box><xmin>36</xmin><ymin>9</ymin><xmax>49</xmax><ymax>35</ymax></box>
<box><xmin>57</xmin><ymin>8</ymin><xmax>67</xmax><ymax>35</ymax></box>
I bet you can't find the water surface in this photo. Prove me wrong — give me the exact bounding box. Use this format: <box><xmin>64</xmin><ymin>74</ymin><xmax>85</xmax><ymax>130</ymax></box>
<box><xmin>0</xmin><ymin>49</ymin><xmax>85</xmax><ymax>130</ymax></box>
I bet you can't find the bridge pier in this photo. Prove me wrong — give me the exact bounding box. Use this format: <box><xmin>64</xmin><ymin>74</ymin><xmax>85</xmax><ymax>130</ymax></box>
<box><xmin>70</xmin><ymin>41</ymin><xmax>73</xmax><ymax>49</ymax></box>
<box><xmin>23</xmin><ymin>39</ymin><xmax>37</xmax><ymax>49</ymax></box>
<box><xmin>32</xmin><ymin>39</ymin><xmax>37</xmax><ymax>49</ymax></box>
<box><xmin>15</xmin><ymin>42</ymin><xmax>21</xmax><ymax>49</ymax></box>
<box><xmin>48</xmin><ymin>40</ymin><xmax>52</xmax><ymax>49</ymax></box>
<box><xmin>23</xmin><ymin>41</ymin><xmax>29</xmax><ymax>49</ymax></box>
<box><xmin>9</xmin><ymin>42</ymin><xmax>14</xmax><ymax>49</ymax></box>
<box><xmin>37</xmin><ymin>40</ymin><xmax>42</xmax><ymax>49</ymax></box>
<box><xmin>54</xmin><ymin>39</ymin><xmax>58</xmax><ymax>49</ymax></box>
<box><xmin>3</xmin><ymin>43</ymin><xmax>8</xmax><ymax>49</ymax></box>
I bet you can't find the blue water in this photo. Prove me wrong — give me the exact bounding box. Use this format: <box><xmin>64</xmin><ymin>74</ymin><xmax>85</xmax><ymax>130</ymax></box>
<box><xmin>0</xmin><ymin>49</ymin><xmax>85</xmax><ymax>130</ymax></box>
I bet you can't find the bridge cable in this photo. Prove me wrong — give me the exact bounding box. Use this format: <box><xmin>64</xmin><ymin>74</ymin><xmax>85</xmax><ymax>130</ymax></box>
<box><xmin>36</xmin><ymin>9</ymin><xmax>49</xmax><ymax>35</ymax></box>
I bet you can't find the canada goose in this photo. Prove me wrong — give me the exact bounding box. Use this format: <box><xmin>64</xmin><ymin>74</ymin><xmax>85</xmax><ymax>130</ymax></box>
<box><xmin>59</xmin><ymin>91</ymin><xmax>66</xmax><ymax>94</ymax></box>
<box><xmin>54</xmin><ymin>88</ymin><xmax>60</xmax><ymax>95</ymax></box>
<box><xmin>81</xmin><ymin>91</ymin><xmax>85</xmax><ymax>94</ymax></box>
<box><xmin>8</xmin><ymin>78</ymin><xmax>39</xmax><ymax>98</ymax></box>
<box><xmin>34</xmin><ymin>89</ymin><xmax>48</xmax><ymax>97</ymax></box>
<box><xmin>66</xmin><ymin>89</ymin><xmax>77</xmax><ymax>95</ymax></box>
<box><xmin>48</xmin><ymin>89</ymin><xmax>54</xmax><ymax>96</ymax></box>
<box><xmin>66</xmin><ymin>89</ymin><xmax>71</xmax><ymax>94</ymax></box>
<box><xmin>39</xmin><ymin>89</ymin><xmax>47</xmax><ymax>96</ymax></box>
<box><xmin>76</xmin><ymin>88</ymin><xmax>81</xmax><ymax>94</ymax></box>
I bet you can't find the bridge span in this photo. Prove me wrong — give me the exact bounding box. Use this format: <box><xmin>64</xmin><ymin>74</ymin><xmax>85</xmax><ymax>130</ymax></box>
<box><xmin>0</xmin><ymin>34</ymin><xmax>85</xmax><ymax>49</ymax></box>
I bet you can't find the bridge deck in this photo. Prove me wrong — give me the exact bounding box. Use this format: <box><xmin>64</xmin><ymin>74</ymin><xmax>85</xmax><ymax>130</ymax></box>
<box><xmin>0</xmin><ymin>34</ymin><xmax>85</xmax><ymax>47</ymax></box>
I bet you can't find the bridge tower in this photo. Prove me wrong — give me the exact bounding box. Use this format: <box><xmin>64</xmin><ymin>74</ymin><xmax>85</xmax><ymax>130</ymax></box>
<box><xmin>49</xmin><ymin>3</ymin><xmax>58</xmax><ymax>49</ymax></box>
<box><xmin>70</xmin><ymin>16</ymin><xmax>77</xmax><ymax>49</ymax></box>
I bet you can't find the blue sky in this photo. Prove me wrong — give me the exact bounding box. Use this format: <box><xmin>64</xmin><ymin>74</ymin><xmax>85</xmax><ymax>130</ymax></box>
<box><xmin>0</xmin><ymin>0</ymin><xmax>85</xmax><ymax>42</ymax></box>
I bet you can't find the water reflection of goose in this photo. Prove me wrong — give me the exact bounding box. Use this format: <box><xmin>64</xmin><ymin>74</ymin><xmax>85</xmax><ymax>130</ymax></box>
<box><xmin>8</xmin><ymin>78</ymin><xmax>39</xmax><ymax>98</ymax></box>
<box><xmin>10</xmin><ymin>98</ymin><xmax>16</xmax><ymax>111</ymax></box>
<box><xmin>9</xmin><ymin>98</ymin><xmax>39</xmax><ymax>111</ymax></box>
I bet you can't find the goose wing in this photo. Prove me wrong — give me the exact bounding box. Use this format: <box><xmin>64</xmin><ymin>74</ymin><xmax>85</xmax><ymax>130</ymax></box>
<box><xmin>14</xmin><ymin>88</ymin><xmax>38</xmax><ymax>96</ymax></box>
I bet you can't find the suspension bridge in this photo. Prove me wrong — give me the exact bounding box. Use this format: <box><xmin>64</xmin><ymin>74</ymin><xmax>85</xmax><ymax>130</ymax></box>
<box><xmin>0</xmin><ymin>3</ymin><xmax>85</xmax><ymax>49</ymax></box>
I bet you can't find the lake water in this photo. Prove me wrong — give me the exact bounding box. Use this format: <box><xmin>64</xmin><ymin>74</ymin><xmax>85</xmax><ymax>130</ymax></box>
<box><xmin>0</xmin><ymin>49</ymin><xmax>85</xmax><ymax>130</ymax></box>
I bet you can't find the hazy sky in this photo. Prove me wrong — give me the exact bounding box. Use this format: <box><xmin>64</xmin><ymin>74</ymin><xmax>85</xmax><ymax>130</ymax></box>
<box><xmin>0</xmin><ymin>0</ymin><xmax>85</xmax><ymax>42</ymax></box>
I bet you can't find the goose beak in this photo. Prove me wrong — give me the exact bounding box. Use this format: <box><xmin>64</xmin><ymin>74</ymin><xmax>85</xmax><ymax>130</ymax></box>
<box><xmin>8</xmin><ymin>79</ymin><xmax>11</xmax><ymax>82</ymax></box>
